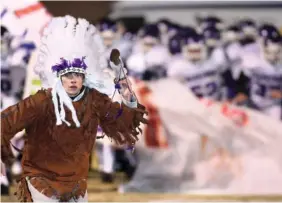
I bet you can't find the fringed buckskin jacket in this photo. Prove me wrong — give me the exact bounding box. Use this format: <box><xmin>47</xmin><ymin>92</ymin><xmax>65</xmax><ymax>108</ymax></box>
<box><xmin>1</xmin><ymin>87</ymin><xmax>148</xmax><ymax>202</ymax></box>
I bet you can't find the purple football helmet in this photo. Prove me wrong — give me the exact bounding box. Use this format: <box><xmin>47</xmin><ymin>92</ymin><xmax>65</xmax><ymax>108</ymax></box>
<box><xmin>202</xmin><ymin>26</ymin><xmax>221</xmax><ymax>48</ymax></box>
<box><xmin>258</xmin><ymin>24</ymin><xmax>281</xmax><ymax>63</ymax></box>
<box><xmin>141</xmin><ymin>24</ymin><xmax>160</xmax><ymax>39</ymax></box>
<box><xmin>138</xmin><ymin>24</ymin><xmax>160</xmax><ymax>52</ymax></box>
<box><xmin>222</xmin><ymin>24</ymin><xmax>241</xmax><ymax>43</ymax></box>
<box><xmin>179</xmin><ymin>26</ymin><xmax>197</xmax><ymax>38</ymax></box>
<box><xmin>198</xmin><ymin>16</ymin><xmax>224</xmax><ymax>32</ymax></box>
<box><xmin>238</xmin><ymin>18</ymin><xmax>257</xmax><ymax>39</ymax></box>
<box><xmin>96</xmin><ymin>18</ymin><xmax>117</xmax><ymax>48</ymax></box>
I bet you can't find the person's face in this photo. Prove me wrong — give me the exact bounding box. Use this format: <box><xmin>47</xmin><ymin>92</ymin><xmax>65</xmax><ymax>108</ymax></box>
<box><xmin>61</xmin><ymin>72</ymin><xmax>84</xmax><ymax>97</ymax></box>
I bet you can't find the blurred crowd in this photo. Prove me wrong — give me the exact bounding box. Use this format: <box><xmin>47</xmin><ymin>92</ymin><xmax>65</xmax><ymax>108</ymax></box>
<box><xmin>1</xmin><ymin>14</ymin><xmax>282</xmax><ymax>196</ymax></box>
<box><xmin>96</xmin><ymin>16</ymin><xmax>282</xmax><ymax>119</ymax></box>
<box><xmin>93</xmin><ymin>15</ymin><xmax>282</xmax><ymax>186</ymax></box>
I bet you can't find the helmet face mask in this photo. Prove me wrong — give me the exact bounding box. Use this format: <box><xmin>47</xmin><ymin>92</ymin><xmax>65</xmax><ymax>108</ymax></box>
<box><xmin>222</xmin><ymin>31</ymin><xmax>239</xmax><ymax>43</ymax></box>
<box><xmin>182</xmin><ymin>41</ymin><xmax>207</xmax><ymax>62</ymax></box>
<box><xmin>142</xmin><ymin>36</ymin><xmax>159</xmax><ymax>53</ymax></box>
<box><xmin>262</xmin><ymin>40</ymin><xmax>282</xmax><ymax>64</ymax></box>
<box><xmin>182</xmin><ymin>33</ymin><xmax>207</xmax><ymax>62</ymax></box>
<box><xmin>101</xmin><ymin>30</ymin><xmax>116</xmax><ymax>48</ymax></box>
<box><xmin>242</xmin><ymin>26</ymin><xmax>257</xmax><ymax>38</ymax></box>
<box><xmin>238</xmin><ymin>19</ymin><xmax>257</xmax><ymax>41</ymax></box>
<box><xmin>202</xmin><ymin>27</ymin><xmax>221</xmax><ymax>49</ymax></box>
<box><xmin>221</xmin><ymin>24</ymin><xmax>241</xmax><ymax>44</ymax></box>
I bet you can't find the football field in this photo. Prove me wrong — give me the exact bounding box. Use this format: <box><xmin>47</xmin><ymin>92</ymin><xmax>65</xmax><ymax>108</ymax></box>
<box><xmin>1</xmin><ymin>171</ymin><xmax>282</xmax><ymax>202</ymax></box>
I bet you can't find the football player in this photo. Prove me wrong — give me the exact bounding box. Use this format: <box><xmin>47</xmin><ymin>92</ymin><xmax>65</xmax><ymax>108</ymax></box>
<box><xmin>167</xmin><ymin>31</ymin><xmax>225</xmax><ymax>101</ymax></box>
<box><xmin>232</xmin><ymin>24</ymin><xmax>282</xmax><ymax>120</ymax></box>
<box><xmin>127</xmin><ymin>24</ymin><xmax>170</xmax><ymax>81</ymax></box>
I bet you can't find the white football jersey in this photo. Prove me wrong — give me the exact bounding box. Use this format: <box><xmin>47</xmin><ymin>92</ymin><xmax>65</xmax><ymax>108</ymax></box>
<box><xmin>167</xmin><ymin>56</ymin><xmax>224</xmax><ymax>100</ymax></box>
<box><xmin>242</xmin><ymin>41</ymin><xmax>261</xmax><ymax>56</ymax></box>
<box><xmin>126</xmin><ymin>45</ymin><xmax>170</xmax><ymax>79</ymax></box>
<box><xmin>242</xmin><ymin>53</ymin><xmax>282</xmax><ymax>119</ymax></box>
<box><xmin>126</xmin><ymin>52</ymin><xmax>147</xmax><ymax>79</ymax></box>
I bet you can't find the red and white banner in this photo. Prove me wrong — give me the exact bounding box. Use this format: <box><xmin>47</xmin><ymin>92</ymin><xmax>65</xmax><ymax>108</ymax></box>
<box><xmin>120</xmin><ymin>78</ymin><xmax>282</xmax><ymax>194</ymax></box>
<box><xmin>1</xmin><ymin>0</ymin><xmax>52</xmax><ymax>44</ymax></box>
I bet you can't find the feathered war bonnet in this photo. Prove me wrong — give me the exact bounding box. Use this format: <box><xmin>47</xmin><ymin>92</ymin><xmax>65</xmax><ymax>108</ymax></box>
<box><xmin>34</xmin><ymin>15</ymin><xmax>115</xmax><ymax>127</ymax></box>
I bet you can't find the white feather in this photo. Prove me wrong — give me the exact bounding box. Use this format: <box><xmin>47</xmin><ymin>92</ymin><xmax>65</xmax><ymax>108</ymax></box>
<box><xmin>34</xmin><ymin>15</ymin><xmax>114</xmax><ymax>128</ymax></box>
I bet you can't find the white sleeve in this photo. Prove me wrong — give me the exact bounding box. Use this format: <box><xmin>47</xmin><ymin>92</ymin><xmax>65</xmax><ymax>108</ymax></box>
<box><xmin>240</xmin><ymin>54</ymin><xmax>259</xmax><ymax>77</ymax></box>
<box><xmin>212</xmin><ymin>48</ymin><xmax>227</xmax><ymax>73</ymax></box>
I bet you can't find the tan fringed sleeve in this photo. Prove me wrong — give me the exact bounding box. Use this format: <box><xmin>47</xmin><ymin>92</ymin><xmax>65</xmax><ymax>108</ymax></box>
<box><xmin>1</xmin><ymin>90</ymin><xmax>47</xmax><ymax>165</ymax></box>
<box><xmin>92</xmin><ymin>89</ymin><xmax>148</xmax><ymax>146</ymax></box>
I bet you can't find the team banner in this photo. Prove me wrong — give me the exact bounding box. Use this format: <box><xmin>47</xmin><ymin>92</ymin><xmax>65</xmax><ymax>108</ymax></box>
<box><xmin>120</xmin><ymin>79</ymin><xmax>282</xmax><ymax>194</ymax></box>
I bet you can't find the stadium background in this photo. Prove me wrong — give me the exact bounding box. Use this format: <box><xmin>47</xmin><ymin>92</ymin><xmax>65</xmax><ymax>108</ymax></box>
<box><xmin>1</xmin><ymin>1</ymin><xmax>282</xmax><ymax>202</ymax></box>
